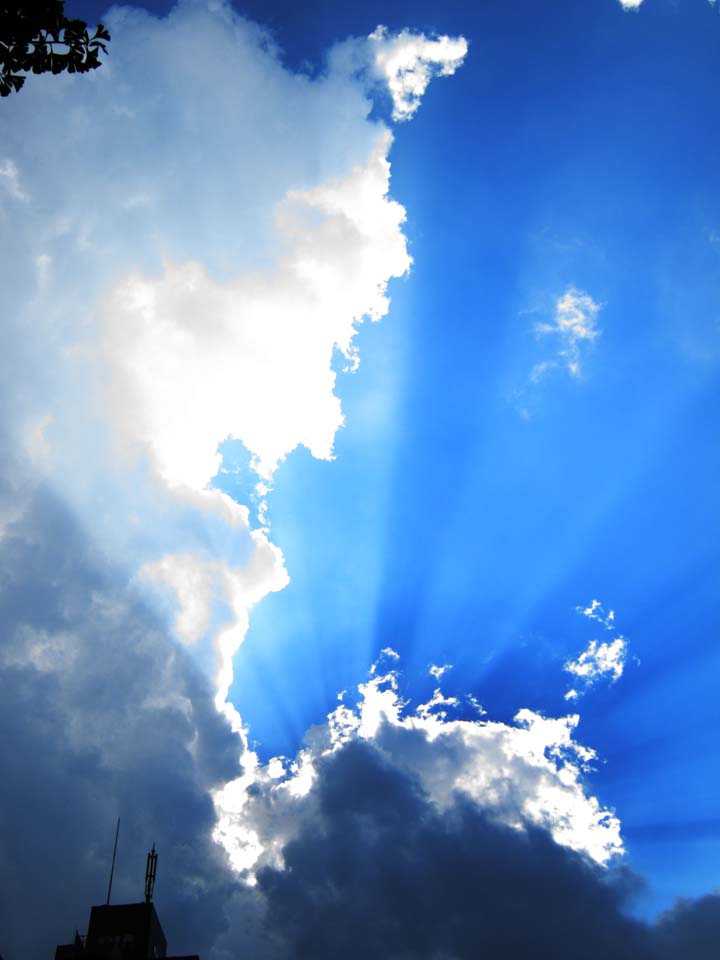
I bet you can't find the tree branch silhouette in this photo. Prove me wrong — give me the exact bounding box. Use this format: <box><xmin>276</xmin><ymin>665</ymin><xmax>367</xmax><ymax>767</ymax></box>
<box><xmin>1</xmin><ymin>1</ymin><xmax>110</xmax><ymax>97</ymax></box>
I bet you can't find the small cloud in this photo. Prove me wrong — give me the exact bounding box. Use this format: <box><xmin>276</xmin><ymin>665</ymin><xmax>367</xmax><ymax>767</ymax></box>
<box><xmin>465</xmin><ymin>693</ymin><xmax>487</xmax><ymax>716</ymax></box>
<box><xmin>379</xmin><ymin>646</ymin><xmax>400</xmax><ymax>661</ymax></box>
<box><xmin>565</xmin><ymin>637</ymin><xmax>627</xmax><ymax>694</ymax></box>
<box><xmin>368</xmin><ymin>26</ymin><xmax>469</xmax><ymax>121</ymax></box>
<box><xmin>534</xmin><ymin>287</ymin><xmax>602</xmax><ymax>382</ymax></box>
<box><xmin>429</xmin><ymin>662</ymin><xmax>452</xmax><ymax>680</ymax></box>
<box><xmin>416</xmin><ymin>686</ymin><xmax>460</xmax><ymax>720</ymax></box>
<box><xmin>528</xmin><ymin>359</ymin><xmax>557</xmax><ymax>384</ymax></box>
<box><xmin>564</xmin><ymin>600</ymin><xmax>629</xmax><ymax>700</ymax></box>
<box><xmin>618</xmin><ymin>0</ymin><xmax>644</xmax><ymax>8</ymax></box>
<box><xmin>332</xmin><ymin>26</ymin><xmax>468</xmax><ymax>124</ymax></box>
<box><xmin>514</xmin><ymin>287</ymin><xmax>602</xmax><ymax>416</ymax></box>
<box><xmin>0</xmin><ymin>157</ymin><xmax>29</xmax><ymax>202</ymax></box>
<box><xmin>369</xmin><ymin>646</ymin><xmax>400</xmax><ymax>674</ymax></box>
<box><xmin>578</xmin><ymin>598</ymin><xmax>616</xmax><ymax>631</ymax></box>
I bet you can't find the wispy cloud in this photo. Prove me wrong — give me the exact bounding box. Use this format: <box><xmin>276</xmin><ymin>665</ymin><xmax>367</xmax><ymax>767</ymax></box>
<box><xmin>429</xmin><ymin>662</ymin><xmax>452</xmax><ymax>680</ymax></box>
<box><xmin>0</xmin><ymin>157</ymin><xmax>29</xmax><ymax>201</ymax></box>
<box><xmin>578</xmin><ymin>598</ymin><xmax>616</xmax><ymax>631</ymax></box>
<box><xmin>514</xmin><ymin>286</ymin><xmax>602</xmax><ymax>418</ymax></box>
<box><xmin>531</xmin><ymin>287</ymin><xmax>602</xmax><ymax>383</ymax></box>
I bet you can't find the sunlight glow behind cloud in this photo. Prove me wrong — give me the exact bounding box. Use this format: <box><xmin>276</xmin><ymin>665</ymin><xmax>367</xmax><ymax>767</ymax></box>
<box><xmin>101</xmin><ymin>128</ymin><xmax>410</xmax><ymax>490</ymax></box>
<box><xmin>0</xmin><ymin>0</ymin><xmax>462</xmax><ymax>721</ymax></box>
<box><xmin>214</xmin><ymin>654</ymin><xmax>624</xmax><ymax>877</ymax></box>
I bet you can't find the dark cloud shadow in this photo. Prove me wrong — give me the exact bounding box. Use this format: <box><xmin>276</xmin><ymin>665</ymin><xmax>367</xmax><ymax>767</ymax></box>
<box><xmin>0</xmin><ymin>484</ymin><xmax>241</xmax><ymax>959</ymax></box>
<box><xmin>257</xmin><ymin>739</ymin><xmax>653</xmax><ymax>960</ymax></box>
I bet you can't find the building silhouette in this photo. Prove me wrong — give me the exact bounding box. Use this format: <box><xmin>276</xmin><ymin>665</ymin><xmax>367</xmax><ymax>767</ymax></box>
<box><xmin>54</xmin><ymin>844</ymin><xmax>200</xmax><ymax>960</ymax></box>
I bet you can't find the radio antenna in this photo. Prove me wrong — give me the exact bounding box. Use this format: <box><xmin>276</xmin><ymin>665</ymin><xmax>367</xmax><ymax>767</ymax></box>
<box><xmin>106</xmin><ymin>817</ymin><xmax>120</xmax><ymax>905</ymax></box>
<box><xmin>145</xmin><ymin>844</ymin><xmax>158</xmax><ymax>903</ymax></box>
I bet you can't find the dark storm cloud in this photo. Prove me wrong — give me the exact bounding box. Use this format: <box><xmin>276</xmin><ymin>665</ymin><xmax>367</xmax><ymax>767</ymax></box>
<box><xmin>228</xmin><ymin>737</ymin><xmax>719</xmax><ymax>960</ymax></box>
<box><xmin>0</xmin><ymin>483</ymin><xmax>240</xmax><ymax>959</ymax></box>
<box><xmin>654</xmin><ymin>894</ymin><xmax>720</xmax><ymax>960</ymax></box>
<box><xmin>254</xmin><ymin>738</ymin><xmax>652</xmax><ymax>960</ymax></box>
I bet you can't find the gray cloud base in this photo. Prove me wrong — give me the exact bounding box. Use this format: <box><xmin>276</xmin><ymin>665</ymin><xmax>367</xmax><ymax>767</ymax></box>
<box><xmin>0</xmin><ymin>480</ymin><xmax>240</xmax><ymax>958</ymax></box>
<box><xmin>241</xmin><ymin>739</ymin><xmax>720</xmax><ymax>960</ymax></box>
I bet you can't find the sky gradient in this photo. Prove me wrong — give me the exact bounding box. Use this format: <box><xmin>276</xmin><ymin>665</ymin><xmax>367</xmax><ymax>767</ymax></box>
<box><xmin>1</xmin><ymin>1</ymin><xmax>719</xmax><ymax>957</ymax></box>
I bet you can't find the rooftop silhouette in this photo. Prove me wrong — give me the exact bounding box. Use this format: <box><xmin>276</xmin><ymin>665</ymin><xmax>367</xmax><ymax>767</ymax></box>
<box><xmin>54</xmin><ymin>840</ymin><xmax>200</xmax><ymax>960</ymax></box>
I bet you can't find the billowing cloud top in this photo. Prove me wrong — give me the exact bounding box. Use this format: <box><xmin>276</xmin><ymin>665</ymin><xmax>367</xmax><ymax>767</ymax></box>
<box><xmin>211</xmin><ymin>657</ymin><xmax>720</xmax><ymax>960</ymax></box>
<box><xmin>102</xmin><ymin>128</ymin><xmax>409</xmax><ymax>490</ymax></box>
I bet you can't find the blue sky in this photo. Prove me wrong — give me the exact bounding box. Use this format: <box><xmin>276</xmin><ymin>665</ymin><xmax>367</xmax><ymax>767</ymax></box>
<box><xmin>1</xmin><ymin>0</ymin><xmax>719</xmax><ymax>956</ymax></box>
<box><xmin>224</xmin><ymin>0</ymin><xmax>720</xmax><ymax>910</ymax></box>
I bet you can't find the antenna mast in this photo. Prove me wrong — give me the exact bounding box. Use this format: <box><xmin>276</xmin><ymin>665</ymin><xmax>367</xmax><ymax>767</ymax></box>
<box><xmin>145</xmin><ymin>844</ymin><xmax>158</xmax><ymax>903</ymax></box>
<box><xmin>106</xmin><ymin>817</ymin><xmax>120</xmax><ymax>905</ymax></box>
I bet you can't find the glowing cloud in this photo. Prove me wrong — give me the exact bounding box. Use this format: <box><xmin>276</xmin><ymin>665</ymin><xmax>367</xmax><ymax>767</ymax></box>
<box><xmin>213</xmin><ymin>655</ymin><xmax>624</xmax><ymax>879</ymax></box>
<box><xmin>140</xmin><ymin>506</ymin><xmax>289</xmax><ymax>721</ymax></box>
<box><xmin>101</xmin><ymin>129</ymin><xmax>410</xmax><ymax>490</ymax></box>
<box><xmin>0</xmin><ymin>1</ymin><xmax>465</xmax><ymax>717</ymax></box>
